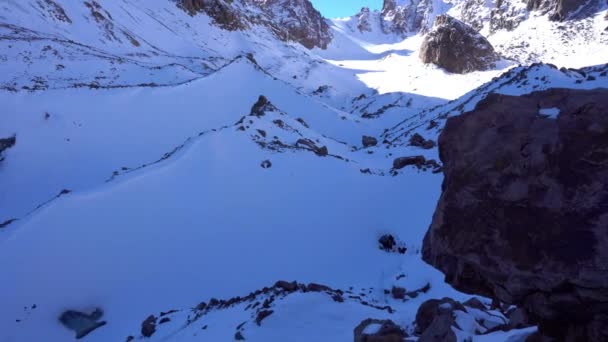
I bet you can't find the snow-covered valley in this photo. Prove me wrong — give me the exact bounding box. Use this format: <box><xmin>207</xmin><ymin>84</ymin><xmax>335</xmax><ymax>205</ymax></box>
<box><xmin>1</xmin><ymin>0</ymin><xmax>607</xmax><ymax>341</ymax></box>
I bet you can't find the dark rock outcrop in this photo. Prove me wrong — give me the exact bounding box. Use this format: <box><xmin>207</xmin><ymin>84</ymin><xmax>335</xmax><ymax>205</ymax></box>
<box><xmin>59</xmin><ymin>308</ymin><xmax>106</xmax><ymax>339</ymax></box>
<box><xmin>362</xmin><ymin>135</ymin><xmax>378</xmax><ymax>148</ymax></box>
<box><xmin>354</xmin><ymin>318</ymin><xmax>407</xmax><ymax>342</ymax></box>
<box><xmin>423</xmin><ymin>88</ymin><xmax>608</xmax><ymax>341</ymax></box>
<box><xmin>420</xmin><ymin>15</ymin><xmax>498</xmax><ymax>74</ymax></box>
<box><xmin>179</xmin><ymin>0</ymin><xmax>246</xmax><ymax>30</ymax></box>
<box><xmin>260</xmin><ymin>0</ymin><xmax>332</xmax><ymax>49</ymax></box>
<box><xmin>0</xmin><ymin>135</ymin><xmax>16</xmax><ymax>162</ymax></box>
<box><xmin>392</xmin><ymin>156</ymin><xmax>440</xmax><ymax>171</ymax></box>
<box><xmin>527</xmin><ymin>0</ymin><xmax>596</xmax><ymax>21</ymax></box>
<box><xmin>409</xmin><ymin>133</ymin><xmax>436</xmax><ymax>149</ymax></box>
<box><xmin>296</xmin><ymin>138</ymin><xmax>328</xmax><ymax>156</ymax></box>
<box><xmin>141</xmin><ymin>315</ymin><xmax>157</xmax><ymax>337</ymax></box>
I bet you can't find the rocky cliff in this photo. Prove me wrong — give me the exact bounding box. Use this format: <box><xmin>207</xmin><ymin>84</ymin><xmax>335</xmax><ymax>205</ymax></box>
<box><xmin>178</xmin><ymin>0</ymin><xmax>332</xmax><ymax>49</ymax></box>
<box><xmin>423</xmin><ymin>87</ymin><xmax>608</xmax><ymax>341</ymax></box>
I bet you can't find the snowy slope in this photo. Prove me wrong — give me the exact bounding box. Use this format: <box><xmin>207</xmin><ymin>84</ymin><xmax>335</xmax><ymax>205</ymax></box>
<box><xmin>0</xmin><ymin>0</ymin><xmax>608</xmax><ymax>342</ymax></box>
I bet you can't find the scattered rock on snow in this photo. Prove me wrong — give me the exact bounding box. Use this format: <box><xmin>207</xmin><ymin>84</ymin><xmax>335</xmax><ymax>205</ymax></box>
<box><xmin>141</xmin><ymin>315</ymin><xmax>157</xmax><ymax>337</ymax></box>
<box><xmin>250</xmin><ymin>95</ymin><xmax>274</xmax><ymax>117</ymax></box>
<box><xmin>362</xmin><ymin>135</ymin><xmax>378</xmax><ymax>148</ymax></box>
<box><xmin>255</xmin><ymin>310</ymin><xmax>274</xmax><ymax>326</ymax></box>
<box><xmin>392</xmin><ymin>156</ymin><xmax>439</xmax><ymax>171</ymax></box>
<box><xmin>391</xmin><ymin>286</ymin><xmax>406</xmax><ymax>300</ymax></box>
<box><xmin>0</xmin><ymin>135</ymin><xmax>16</xmax><ymax>162</ymax></box>
<box><xmin>59</xmin><ymin>308</ymin><xmax>107</xmax><ymax>339</ymax></box>
<box><xmin>296</xmin><ymin>138</ymin><xmax>328</xmax><ymax>157</ymax></box>
<box><xmin>378</xmin><ymin>234</ymin><xmax>407</xmax><ymax>254</ymax></box>
<box><xmin>260</xmin><ymin>160</ymin><xmax>272</xmax><ymax>168</ymax></box>
<box><xmin>409</xmin><ymin>133</ymin><xmax>436</xmax><ymax>149</ymax></box>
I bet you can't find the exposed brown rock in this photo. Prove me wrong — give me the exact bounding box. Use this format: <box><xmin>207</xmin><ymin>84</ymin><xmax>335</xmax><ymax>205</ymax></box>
<box><xmin>420</xmin><ymin>15</ymin><xmax>498</xmax><ymax>74</ymax></box>
<box><xmin>423</xmin><ymin>88</ymin><xmax>608</xmax><ymax>341</ymax></box>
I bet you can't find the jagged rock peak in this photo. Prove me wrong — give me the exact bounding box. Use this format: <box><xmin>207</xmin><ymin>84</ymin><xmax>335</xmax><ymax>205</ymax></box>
<box><xmin>177</xmin><ymin>0</ymin><xmax>332</xmax><ymax>49</ymax></box>
<box><xmin>527</xmin><ymin>0</ymin><xmax>601</xmax><ymax>21</ymax></box>
<box><xmin>419</xmin><ymin>15</ymin><xmax>498</xmax><ymax>74</ymax></box>
<box><xmin>356</xmin><ymin>7</ymin><xmax>372</xmax><ymax>32</ymax></box>
<box><xmin>423</xmin><ymin>87</ymin><xmax>608</xmax><ymax>341</ymax></box>
<box><xmin>380</xmin><ymin>0</ymin><xmax>444</xmax><ymax>35</ymax></box>
<box><xmin>255</xmin><ymin>0</ymin><xmax>332</xmax><ymax>49</ymax></box>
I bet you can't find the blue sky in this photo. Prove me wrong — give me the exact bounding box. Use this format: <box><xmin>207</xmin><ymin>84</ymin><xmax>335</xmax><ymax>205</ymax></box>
<box><xmin>310</xmin><ymin>0</ymin><xmax>382</xmax><ymax>18</ymax></box>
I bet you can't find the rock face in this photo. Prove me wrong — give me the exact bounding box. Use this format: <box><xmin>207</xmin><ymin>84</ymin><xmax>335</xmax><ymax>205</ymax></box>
<box><xmin>527</xmin><ymin>0</ymin><xmax>596</xmax><ymax>21</ymax></box>
<box><xmin>258</xmin><ymin>0</ymin><xmax>332</xmax><ymax>49</ymax></box>
<box><xmin>423</xmin><ymin>88</ymin><xmax>608</xmax><ymax>341</ymax></box>
<box><xmin>356</xmin><ymin>7</ymin><xmax>373</xmax><ymax>32</ymax></box>
<box><xmin>420</xmin><ymin>15</ymin><xmax>498</xmax><ymax>74</ymax></box>
<box><xmin>178</xmin><ymin>0</ymin><xmax>332</xmax><ymax>49</ymax></box>
<box><xmin>179</xmin><ymin>0</ymin><xmax>246</xmax><ymax>30</ymax></box>
<box><xmin>380</xmin><ymin>0</ymin><xmax>438</xmax><ymax>35</ymax></box>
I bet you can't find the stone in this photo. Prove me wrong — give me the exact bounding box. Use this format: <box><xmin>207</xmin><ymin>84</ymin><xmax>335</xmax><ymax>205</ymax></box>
<box><xmin>306</xmin><ymin>283</ymin><xmax>332</xmax><ymax>292</ymax></box>
<box><xmin>256</xmin><ymin>310</ymin><xmax>274</xmax><ymax>326</ymax></box>
<box><xmin>420</xmin><ymin>15</ymin><xmax>498</xmax><ymax>74</ymax></box>
<box><xmin>392</xmin><ymin>156</ymin><xmax>426</xmax><ymax>170</ymax></box>
<box><xmin>362</xmin><ymin>135</ymin><xmax>378</xmax><ymax>148</ymax></box>
<box><xmin>260</xmin><ymin>160</ymin><xmax>272</xmax><ymax>169</ymax></box>
<box><xmin>391</xmin><ymin>286</ymin><xmax>406</xmax><ymax>300</ymax></box>
<box><xmin>296</xmin><ymin>138</ymin><xmax>329</xmax><ymax>157</ymax></box>
<box><xmin>354</xmin><ymin>318</ymin><xmax>407</xmax><ymax>342</ymax></box>
<box><xmin>141</xmin><ymin>315</ymin><xmax>157</xmax><ymax>338</ymax></box>
<box><xmin>409</xmin><ymin>133</ymin><xmax>436</xmax><ymax>149</ymax></box>
<box><xmin>274</xmin><ymin>280</ymin><xmax>298</xmax><ymax>292</ymax></box>
<box><xmin>423</xmin><ymin>88</ymin><xmax>608</xmax><ymax>341</ymax></box>
<box><xmin>378</xmin><ymin>234</ymin><xmax>396</xmax><ymax>250</ymax></box>
<box><xmin>59</xmin><ymin>308</ymin><xmax>106</xmax><ymax>339</ymax></box>
<box><xmin>415</xmin><ymin>298</ymin><xmax>466</xmax><ymax>335</ymax></box>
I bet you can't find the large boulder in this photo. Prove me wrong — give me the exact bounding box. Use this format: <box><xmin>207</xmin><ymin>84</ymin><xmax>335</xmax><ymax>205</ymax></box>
<box><xmin>423</xmin><ymin>88</ymin><xmax>608</xmax><ymax>341</ymax></box>
<box><xmin>419</xmin><ymin>15</ymin><xmax>498</xmax><ymax>74</ymax></box>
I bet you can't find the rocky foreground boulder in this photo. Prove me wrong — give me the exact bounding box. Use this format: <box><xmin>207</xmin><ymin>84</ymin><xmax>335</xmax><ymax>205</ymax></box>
<box><xmin>423</xmin><ymin>88</ymin><xmax>608</xmax><ymax>341</ymax></box>
<box><xmin>420</xmin><ymin>15</ymin><xmax>498</xmax><ymax>74</ymax></box>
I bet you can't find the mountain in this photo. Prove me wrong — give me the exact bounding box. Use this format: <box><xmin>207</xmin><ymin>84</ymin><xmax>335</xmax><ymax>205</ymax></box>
<box><xmin>0</xmin><ymin>0</ymin><xmax>607</xmax><ymax>341</ymax></box>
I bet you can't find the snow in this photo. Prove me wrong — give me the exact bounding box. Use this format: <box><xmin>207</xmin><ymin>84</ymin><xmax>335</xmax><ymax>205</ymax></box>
<box><xmin>0</xmin><ymin>1</ymin><xmax>607</xmax><ymax>341</ymax></box>
<box><xmin>538</xmin><ymin>107</ymin><xmax>561</xmax><ymax>119</ymax></box>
